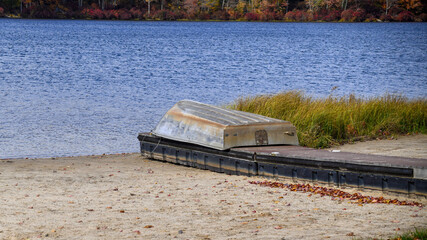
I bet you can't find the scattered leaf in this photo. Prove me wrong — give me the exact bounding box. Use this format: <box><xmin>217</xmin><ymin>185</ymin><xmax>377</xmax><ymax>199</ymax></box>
<box><xmin>248</xmin><ymin>180</ymin><xmax>422</xmax><ymax>206</ymax></box>
<box><xmin>144</xmin><ymin>225</ymin><xmax>154</xmax><ymax>228</ymax></box>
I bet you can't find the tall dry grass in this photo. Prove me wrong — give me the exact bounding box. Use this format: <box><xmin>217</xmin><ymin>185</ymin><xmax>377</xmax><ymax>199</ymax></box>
<box><xmin>229</xmin><ymin>91</ymin><xmax>427</xmax><ymax>148</ymax></box>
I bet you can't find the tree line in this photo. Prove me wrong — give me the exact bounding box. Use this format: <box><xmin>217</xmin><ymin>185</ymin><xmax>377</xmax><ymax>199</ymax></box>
<box><xmin>0</xmin><ymin>0</ymin><xmax>426</xmax><ymax>21</ymax></box>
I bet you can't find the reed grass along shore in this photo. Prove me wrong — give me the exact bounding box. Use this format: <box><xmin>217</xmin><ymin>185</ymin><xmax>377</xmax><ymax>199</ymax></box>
<box><xmin>229</xmin><ymin>91</ymin><xmax>427</xmax><ymax>148</ymax></box>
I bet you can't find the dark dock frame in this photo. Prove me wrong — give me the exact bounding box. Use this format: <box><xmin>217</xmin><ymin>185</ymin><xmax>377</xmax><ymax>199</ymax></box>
<box><xmin>138</xmin><ymin>133</ymin><xmax>427</xmax><ymax>196</ymax></box>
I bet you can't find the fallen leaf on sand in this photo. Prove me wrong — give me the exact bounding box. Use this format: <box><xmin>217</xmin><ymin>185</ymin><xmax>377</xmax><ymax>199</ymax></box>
<box><xmin>248</xmin><ymin>180</ymin><xmax>423</xmax><ymax>206</ymax></box>
<box><xmin>144</xmin><ymin>225</ymin><xmax>154</xmax><ymax>228</ymax></box>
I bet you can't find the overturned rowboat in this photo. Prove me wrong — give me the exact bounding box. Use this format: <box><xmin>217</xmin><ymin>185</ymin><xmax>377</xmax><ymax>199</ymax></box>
<box><xmin>138</xmin><ymin>100</ymin><xmax>427</xmax><ymax>196</ymax></box>
<box><xmin>151</xmin><ymin>100</ymin><xmax>299</xmax><ymax>150</ymax></box>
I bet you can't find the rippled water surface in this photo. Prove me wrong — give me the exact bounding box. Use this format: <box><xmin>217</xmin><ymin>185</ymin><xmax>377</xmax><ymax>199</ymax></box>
<box><xmin>0</xmin><ymin>19</ymin><xmax>426</xmax><ymax>158</ymax></box>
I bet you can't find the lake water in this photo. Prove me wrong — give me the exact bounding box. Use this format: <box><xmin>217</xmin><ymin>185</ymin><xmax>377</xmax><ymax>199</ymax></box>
<box><xmin>0</xmin><ymin>19</ymin><xmax>426</xmax><ymax>159</ymax></box>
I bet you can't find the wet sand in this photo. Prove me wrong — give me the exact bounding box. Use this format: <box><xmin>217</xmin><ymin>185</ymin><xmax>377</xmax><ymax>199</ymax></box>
<box><xmin>1</xmin><ymin>135</ymin><xmax>426</xmax><ymax>239</ymax></box>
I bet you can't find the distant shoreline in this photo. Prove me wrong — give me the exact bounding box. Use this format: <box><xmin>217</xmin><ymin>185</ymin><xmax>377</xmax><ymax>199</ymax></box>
<box><xmin>2</xmin><ymin>14</ymin><xmax>425</xmax><ymax>23</ymax></box>
<box><xmin>1</xmin><ymin>3</ymin><xmax>426</xmax><ymax>23</ymax></box>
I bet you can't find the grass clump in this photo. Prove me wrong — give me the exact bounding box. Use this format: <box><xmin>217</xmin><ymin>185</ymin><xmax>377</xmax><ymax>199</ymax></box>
<box><xmin>229</xmin><ymin>91</ymin><xmax>427</xmax><ymax>148</ymax></box>
<box><xmin>389</xmin><ymin>227</ymin><xmax>427</xmax><ymax>240</ymax></box>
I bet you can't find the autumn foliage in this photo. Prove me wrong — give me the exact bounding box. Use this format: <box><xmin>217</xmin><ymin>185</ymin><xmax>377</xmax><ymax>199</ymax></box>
<box><xmin>0</xmin><ymin>0</ymin><xmax>425</xmax><ymax>21</ymax></box>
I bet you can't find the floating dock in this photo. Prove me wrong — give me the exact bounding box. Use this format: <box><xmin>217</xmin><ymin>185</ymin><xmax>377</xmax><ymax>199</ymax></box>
<box><xmin>139</xmin><ymin>100</ymin><xmax>427</xmax><ymax>196</ymax></box>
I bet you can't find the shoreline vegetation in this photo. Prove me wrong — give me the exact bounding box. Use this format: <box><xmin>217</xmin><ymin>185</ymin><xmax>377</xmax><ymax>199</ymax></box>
<box><xmin>229</xmin><ymin>91</ymin><xmax>427</xmax><ymax>148</ymax></box>
<box><xmin>0</xmin><ymin>0</ymin><xmax>426</xmax><ymax>22</ymax></box>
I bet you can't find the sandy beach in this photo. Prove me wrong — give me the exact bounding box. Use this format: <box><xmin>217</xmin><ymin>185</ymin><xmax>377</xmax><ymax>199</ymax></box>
<box><xmin>1</xmin><ymin>135</ymin><xmax>426</xmax><ymax>240</ymax></box>
<box><xmin>328</xmin><ymin>134</ymin><xmax>427</xmax><ymax>159</ymax></box>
